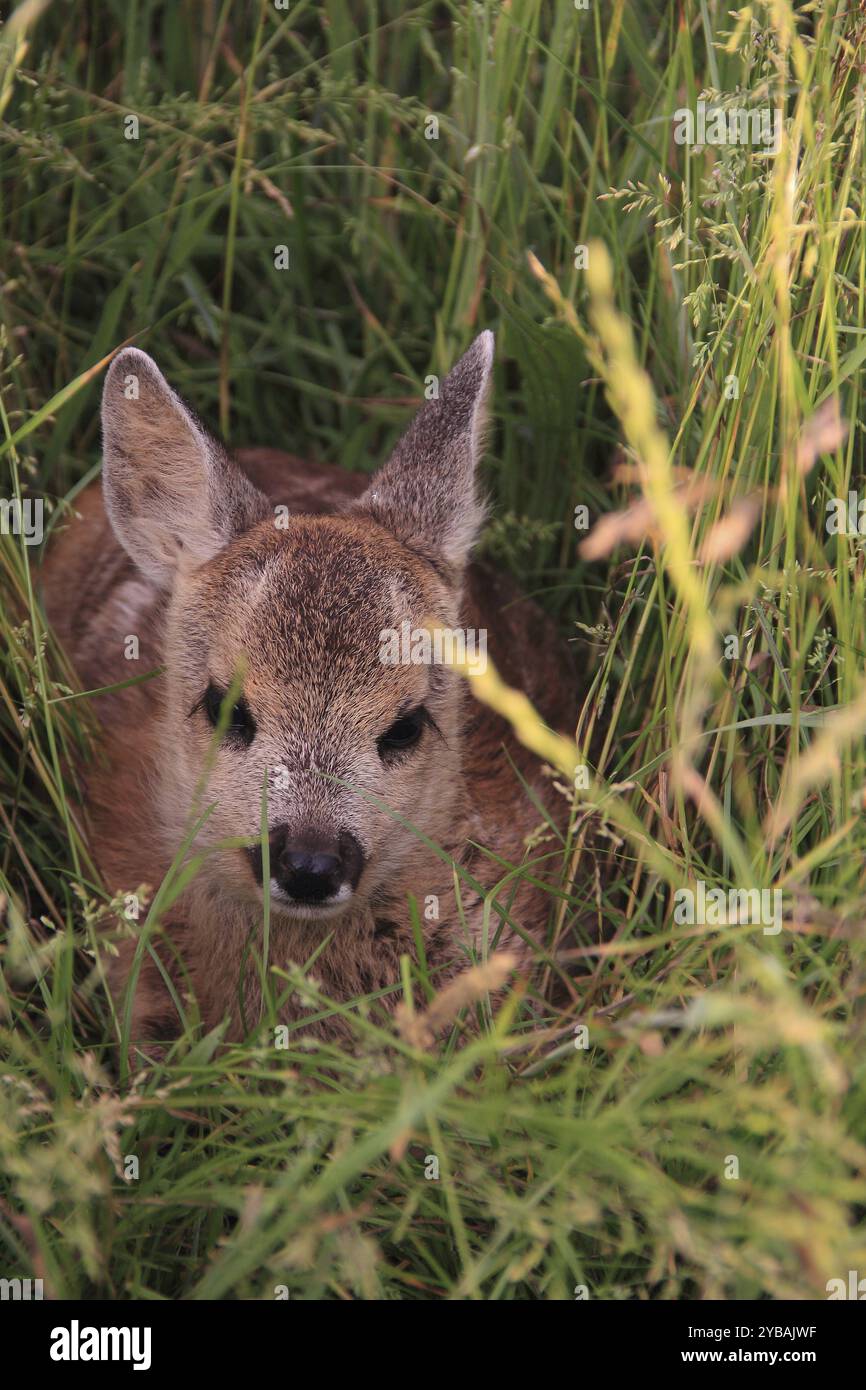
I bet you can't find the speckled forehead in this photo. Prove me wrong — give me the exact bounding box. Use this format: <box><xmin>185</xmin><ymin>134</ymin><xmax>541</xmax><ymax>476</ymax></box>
<box><xmin>192</xmin><ymin>514</ymin><xmax>445</xmax><ymax>678</ymax></box>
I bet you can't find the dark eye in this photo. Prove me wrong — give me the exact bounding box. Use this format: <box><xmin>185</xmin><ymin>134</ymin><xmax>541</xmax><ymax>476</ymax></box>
<box><xmin>201</xmin><ymin>681</ymin><xmax>256</xmax><ymax>747</ymax></box>
<box><xmin>378</xmin><ymin>706</ymin><xmax>427</xmax><ymax>757</ymax></box>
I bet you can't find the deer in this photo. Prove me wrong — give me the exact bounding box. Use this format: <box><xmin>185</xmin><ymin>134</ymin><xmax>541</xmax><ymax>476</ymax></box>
<box><xmin>40</xmin><ymin>332</ymin><xmax>575</xmax><ymax>1049</ymax></box>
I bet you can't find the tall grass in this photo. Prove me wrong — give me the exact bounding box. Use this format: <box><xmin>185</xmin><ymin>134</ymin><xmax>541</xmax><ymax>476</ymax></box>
<box><xmin>2</xmin><ymin>0</ymin><xmax>866</xmax><ymax>1299</ymax></box>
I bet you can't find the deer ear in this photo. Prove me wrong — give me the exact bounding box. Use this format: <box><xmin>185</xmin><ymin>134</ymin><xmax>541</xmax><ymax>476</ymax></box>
<box><xmin>351</xmin><ymin>331</ymin><xmax>494</xmax><ymax>577</ymax></box>
<box><xmin>101</xmin><ymin>347</ymin><xmax>270</xmax><ymax>589</ymax></box>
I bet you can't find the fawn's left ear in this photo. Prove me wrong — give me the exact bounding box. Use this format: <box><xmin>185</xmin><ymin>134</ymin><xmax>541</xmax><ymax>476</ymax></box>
<box><xmin>351</xmin><ymin>331</ymin><xmax>494</xmax><ymax>577</ymax></box>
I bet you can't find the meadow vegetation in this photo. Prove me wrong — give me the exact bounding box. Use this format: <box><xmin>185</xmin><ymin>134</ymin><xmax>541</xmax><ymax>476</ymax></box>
<box><xmin>1</xmin><ymin>0</ymin><xmax>866</xmax><ymax>1299</ymax></box>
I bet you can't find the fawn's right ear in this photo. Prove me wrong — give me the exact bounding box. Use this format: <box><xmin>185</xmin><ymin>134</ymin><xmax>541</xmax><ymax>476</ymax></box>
<box><xmin>101</xmin><ymin>347</ymin><xmax>270</xmax><ymax>589</ymax></box>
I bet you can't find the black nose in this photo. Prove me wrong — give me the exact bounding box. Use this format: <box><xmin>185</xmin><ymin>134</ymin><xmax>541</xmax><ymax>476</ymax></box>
<box><xmin>249</xmin><ymin>829</ymin><xmax>364</xmax><ymax>906</ymax></box>
<box><xmin>280</xmin><ymin>840</ymin><xmax>342</xmax><ymax>903</ymax></box>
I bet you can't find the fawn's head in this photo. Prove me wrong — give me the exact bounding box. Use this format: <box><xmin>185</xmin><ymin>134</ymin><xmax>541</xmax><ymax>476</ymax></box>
<box><xmin>100</xmin><ymin>334</ymin><xmax>493</xmax><ymax>921</ymax></box>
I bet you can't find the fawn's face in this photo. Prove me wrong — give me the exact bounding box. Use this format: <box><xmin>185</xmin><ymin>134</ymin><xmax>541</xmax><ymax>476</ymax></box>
<box><xmin>165</xmin><ymin>514</ymin><xmax>463</xmax><ymax>916</ymax></box>
<box><xmin>101</xmin><ymin>334</ymin><xmax>492</xmax><ymax>921</ymax></box>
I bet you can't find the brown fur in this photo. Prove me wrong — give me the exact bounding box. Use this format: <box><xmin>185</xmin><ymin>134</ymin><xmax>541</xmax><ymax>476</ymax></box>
<box><xmin>40</xmin><ymin>335</ymin><xmax>575</xmax><ymax>1045</ymax></box>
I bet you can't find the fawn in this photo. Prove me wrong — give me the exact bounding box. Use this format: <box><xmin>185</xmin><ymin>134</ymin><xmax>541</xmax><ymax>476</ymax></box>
<box><xmin>41</xmin><ymin>333</ymin><xmax>574</xmax><ymax>1045</ymax></box>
